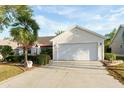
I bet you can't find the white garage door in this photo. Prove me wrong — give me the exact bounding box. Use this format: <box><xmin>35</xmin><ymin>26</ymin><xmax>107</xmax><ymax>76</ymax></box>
<box><xmin>57</xmin><ymin>43</ymin><xmax>98</xmax><ymax>61</ymax></box>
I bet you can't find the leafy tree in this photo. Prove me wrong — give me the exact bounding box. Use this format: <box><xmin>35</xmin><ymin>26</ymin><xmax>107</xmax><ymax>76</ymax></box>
<box><xmin>105</xmin><ymin>28</ymin><xmax>116</xmax><ymax>40</ymax></box>
<box><xmin>55</xmin><ymin>30</ymin><xmax>64</xmax><ymax>36</ymax></box>
<box><xmin>10</xmin><ymin>13</ymin><xmax>39</xmax><ymax>67</ymax></box>
<box><xmin>104</xmin><ymin>28</ymin><xmax>116</xmax><ymax>53</ymax></box>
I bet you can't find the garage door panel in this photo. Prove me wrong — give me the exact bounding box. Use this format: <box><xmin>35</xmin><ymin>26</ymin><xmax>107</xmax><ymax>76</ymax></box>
<box><xmin>57</xmin><ymin>43</ymin><xmax>97</xmax><ymax>60</ymax></box>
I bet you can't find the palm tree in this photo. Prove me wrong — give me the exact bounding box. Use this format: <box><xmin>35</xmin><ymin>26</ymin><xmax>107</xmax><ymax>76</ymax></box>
<box><xmin>10</xmin><ymin>15</ymin><xmax>39</xmax><ymax>67</ymax></box>
<box><xmin>0</xmin><ymin>5</ymin><xmax>32</xmax><ymax>31</ymax></box>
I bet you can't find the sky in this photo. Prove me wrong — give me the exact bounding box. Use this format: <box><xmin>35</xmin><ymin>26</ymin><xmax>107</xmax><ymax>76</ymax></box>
<box><xmin>1</xmin><ymin>5</ymin><xmax>124</xmax><ymax>39</ymax></box>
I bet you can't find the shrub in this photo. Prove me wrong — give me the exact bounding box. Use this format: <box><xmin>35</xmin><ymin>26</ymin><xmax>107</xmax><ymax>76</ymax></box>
<box><xmin>16</xmin><ymin>55</ymin><xmax>25</xmax><ymax>63</ymax></box>
<box><xmin>16</xmin><ymin>55</ymin><xmax>37</xmax><ymax>63</ymax></box>
<box><xmin>0</xmin><ymin>45</ymin><xmax>13</xmax><ymax>59</ymax></box>
<box><xmin>41</xmin><ymin>48</ymin><xmax>52</xmax><ymax>59</ymax></box>
<box><xmin>5</xmin><ymin>55</ymin><xmax>18</xmax><ymax>62</ymax></box>
<box><xmin>37</xmin><ymin>54</ymin><xmax>51</xmax><ymax>65</ymax></box>
<box><xmin>116</xmin><ymin>56</ymin><xmax>124</xmax><ymax>61</ymax></box>
<box><xmin>104</xmin><ymin>45</ymin><xmax>111</xmax><ymax>53</ymax></box>
<box><xmin>28</xmin><ymin>55</ymin><xmax>37</xmax><ymax>64</ymax></box>
<box><xmin>105</xmin><ymin>53</ymin><xmax>116</xmax><ymax>61</ymax></box>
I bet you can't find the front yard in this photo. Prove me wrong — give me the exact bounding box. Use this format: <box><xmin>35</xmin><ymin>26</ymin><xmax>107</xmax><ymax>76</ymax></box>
<box><xmin>0</xmin><ymin>64</ymin><xmax>24</xmax><ymax>82</ymax></box>
<box><xmin>107</xmin><ymin>63</ymin><xmax>124</xmax><ymax>84</ymax></box>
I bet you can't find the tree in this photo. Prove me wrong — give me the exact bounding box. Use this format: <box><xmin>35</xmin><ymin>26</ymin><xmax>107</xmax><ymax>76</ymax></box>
<box><xmin>55</xmin><ymin>30</ymin><xmax>64</xmax><ymax>36</ymax></box>
<box><xmin>105</xmin><ymin>28</ymin><xmax>116</xmax><ymax>40</ymax></box>
<box><xmin>104</xmin><ymin>28</ymin><xmax>116</xmax><ymax>53</ymax></box>
<box><xmin>10</xmin><ymin>14</ymin><xmax>39</xmax><ymax>67</ymax></box>
<box><xmin>0</xmin><ymin>6</ymin><xmax>39</xmax><ymax>67</ymax></box>
<box><xmin>0</xmin><ymin>5</ymin><xmax>32</xmax><ymax>31</ymax></box>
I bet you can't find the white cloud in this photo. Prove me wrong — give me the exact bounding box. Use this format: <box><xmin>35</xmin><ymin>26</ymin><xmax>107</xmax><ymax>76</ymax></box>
<box><xmin>34</xmin><ymin>6</ymin><xmax>124</xmax><ymax>36</ymax></box>
<box><xmin>106</xmin><ymin>7</ymin><xmax>124</xmax><ymax>21</ymax></box>
<box><xmin>92</xmin><ymin>14</ymin><xmax>102</xmax><ymax>20</ymax></box>
<box><xmin>36</xmin><ymin>6</ymin><xmax>43</xmax><ymax>11</ymax></box>
<box><xmin>44</xmin><ymin>6</ymin><xmax>82</xmax><ymax>19</ymax></box>
<box><xmin>33</xmin><ymin>15</ymin><xmax>71</xmax><ymax>36</ymax></box>
<box><xmin>110</xmin><ymin>7</ymin><xmax>124</xmax><ymax>13</ymax></box>
<box><xmin>35</xmin><ymin>6</ymin><xmax>104</xmax><ymax>21</ymax></box>
<box><xmin>84</xmin><ymin>22</ymin><xmax>120</xmax><ymax>35</ymax></box>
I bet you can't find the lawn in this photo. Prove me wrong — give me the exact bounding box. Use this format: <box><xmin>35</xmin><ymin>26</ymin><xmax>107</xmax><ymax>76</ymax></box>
<box><xmin>0</xmin><ymin>65</ymin><xmax>24</xmax><ymax>82</ymax></box>
<box><xmin>107</xmin><ymin>63</ymin><xmax>124</xmax><ymax>84</ymax></box>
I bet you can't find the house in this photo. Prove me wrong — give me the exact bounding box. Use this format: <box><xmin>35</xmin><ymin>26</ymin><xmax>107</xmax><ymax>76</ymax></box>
<box><xmin>111</xmin><ymin>25</ymin><xmax>124</xmax><ymax>56</ymax></box>
<box><xmin>15</xmin><ymin>36</ymin><xmax>55</xmax><ymax>55</ymax></box>
<box><xmin>38</xmin><ymin>36</ymin><xmax>54</xmax><ymax>49</ymax></box>
<box><xmin>51</xmin><ymin>25</ymin><xmax>105</xmax><ymax>61</ymax></box>
<box><xmin>15</xmin><ymin>45</ymin><xmax>41</xmax><ymax>56</ymax></box>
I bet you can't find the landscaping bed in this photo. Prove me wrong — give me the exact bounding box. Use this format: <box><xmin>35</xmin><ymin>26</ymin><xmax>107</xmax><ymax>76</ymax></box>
<box><xmin>0</xmin><ymin>64</ymin><xmax>24</xmax><ymax>82</ymax></box>
<box><xmin>107</xmin><ymin>63</ymin><xmax>124</xmax><ymax>84</ymax></box>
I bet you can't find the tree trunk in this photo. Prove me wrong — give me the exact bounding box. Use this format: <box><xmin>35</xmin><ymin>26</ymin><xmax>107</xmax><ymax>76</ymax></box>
<box><xmin>24</xmin><ymin>47</ymin><xmax>28</xmax><ymax>67</ymax></box>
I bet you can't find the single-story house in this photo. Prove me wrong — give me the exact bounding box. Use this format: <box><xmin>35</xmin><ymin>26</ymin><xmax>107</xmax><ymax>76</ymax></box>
<box><xmin>38</xmin><ymin>36</ymin><xmax>54</xmax><ymax>49</ymax></box>
<box><xmin>15</xmin><ymin>36</ymin><xmax>55</xmax><ymax>55</ymax></box>
<box><xmin>111</xmin><ymin>25</ymin><xmax>124</xmax><ymax>56</ymax></box>
<box><xmin>51</xmin><ymin>25</ymin><xmax>105</xmax><ymax>61</ymax></box>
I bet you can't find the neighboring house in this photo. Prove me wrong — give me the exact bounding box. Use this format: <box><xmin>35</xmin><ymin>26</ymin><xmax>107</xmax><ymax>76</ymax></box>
<box><xmin>0</xmin><ymin>39</ymin><xmax>18</xmax><ymax>49</ymax></box>
<box><xmin>15</xmin><ymin>36</ymin><xmax>55</xmax><ymax>55</ymax></box>
<box><xmin>111</xmin><ymin>25</ymin><xmax>124</xmax><ymax>56</ymax></box>
<box><xmin>51</xmin><ymin>25</ymin><xmax>105</xmax><ymax>61</ymax></box>
<box><xmin>15</xmin><ymin>45</ymin><xmax>41</xmax><ymax>56</ymax></box>
<box><xmin>38</xmin><ymin>36</ymin><xmax>54</xmax><ymax>49</ymax></box>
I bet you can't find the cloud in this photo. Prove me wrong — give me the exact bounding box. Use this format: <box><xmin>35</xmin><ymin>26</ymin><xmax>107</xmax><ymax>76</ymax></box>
<box><xmin>33</xmin><ymin>6</ymin><xmax>124</xmax><ymax>36</ymax></box>
<box><xmin>36</xmin><ymin>6</ymin><xmax>86</xmax><ymax>19</ymax></box>
<box><xmin>92</xmin><ymin>14</ymin><xmax>102</xmax><ymax>20</ymax></box>
<box><xmin>35</xmin><ymin>6</ymin><xmax>43</xmax><ymax>11</ymax></box>
<box><xmin>106</xmin><ymin>7</ymin><xmax>124</xmax><ymax>21</ymax></box>
<box><xmin>33</xmin><ymin>15</ymin><xmax>71</xmax><ymax>36</ymax></box>
<box><xmin>110</xmin><ymin>7</ymin><xmax>124</xmax><ymax>13</ymax></box>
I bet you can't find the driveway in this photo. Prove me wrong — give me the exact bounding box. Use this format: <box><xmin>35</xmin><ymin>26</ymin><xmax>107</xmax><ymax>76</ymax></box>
<box><xmin>0</xmin><ymin>61</ymin><xmax>124</xmax><ymax>88</ymax></box>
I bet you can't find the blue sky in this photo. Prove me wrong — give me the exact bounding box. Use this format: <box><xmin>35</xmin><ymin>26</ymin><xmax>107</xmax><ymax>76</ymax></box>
<box><xmin>1</xmin><ymin>5</ymin><xmax>124</xmax><ymax>39</ymax></box>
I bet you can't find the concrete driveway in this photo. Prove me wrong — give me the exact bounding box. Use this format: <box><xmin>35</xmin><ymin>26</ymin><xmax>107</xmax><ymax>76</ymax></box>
<box><xmin>0</xmin><ymin>61</ymin><xmax>124</xmax><ymax>88</ymax></box>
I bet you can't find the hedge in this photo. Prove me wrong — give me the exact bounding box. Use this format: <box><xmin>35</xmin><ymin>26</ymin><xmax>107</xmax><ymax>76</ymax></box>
<box><xmin>37</xmin><ymin>54</ymin><xmax>51</xmax><ymax>65</ymax></box>
<box><xmin>5</xmin><ymin>54</ymin><xmax>51</xmax><ymax>65</ymax></box>
<box><xmin>105</xmin><ymin>53</ymin><xmax>116</xmax><ymax>61</ymax></box>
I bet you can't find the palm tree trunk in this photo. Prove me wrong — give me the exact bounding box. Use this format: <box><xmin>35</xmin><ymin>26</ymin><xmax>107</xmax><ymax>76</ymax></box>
<box><xmin>24</xmin><ymin>47</ymin><xmax>28</xmax><ymax>67</ymax></box>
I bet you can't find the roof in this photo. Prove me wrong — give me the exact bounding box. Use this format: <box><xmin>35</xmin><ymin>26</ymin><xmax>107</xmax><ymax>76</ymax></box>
<box><xmin>111</xmin><ymin>24</ymin><xmax>124</xmax><ymax>44</ymax></box>
<box><xmin>38</xmin><ymin>36</ymin><xmax>55</xmax><ymax>46</ymax></box>
<box><xmin>0</xmin><ymin>40</ymin><xmax>18</xmax><ymax>49</ymax></box>
<box><xmin>50</xmin><ymin>25</ymin><xmax>105</xmax><ymax>41</ymax></box>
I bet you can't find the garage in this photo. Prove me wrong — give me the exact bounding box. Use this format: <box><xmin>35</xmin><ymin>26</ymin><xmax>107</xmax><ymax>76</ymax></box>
<box><xmin>50</xmin><ymin>25</ymin><xmax>104</xmax><ymax>61</ymax></box>
<box><xmin>57</xmin><ymin>43</ymin><xmax>98</xmax><ymax>60</ymax></box>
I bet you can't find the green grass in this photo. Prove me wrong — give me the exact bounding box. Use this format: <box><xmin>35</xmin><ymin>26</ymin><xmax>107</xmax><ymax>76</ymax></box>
<box><xmin>0</xmin><ymin>65</ymin><xmax>24</xmax><ymax>82</ymax></box>
<box><xmin>107</xmin><ymin>63</ymin><xmax>124</xmax><ymax>84</ymax></box>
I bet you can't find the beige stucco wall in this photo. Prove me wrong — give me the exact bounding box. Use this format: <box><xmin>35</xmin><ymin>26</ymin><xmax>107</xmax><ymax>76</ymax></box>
<box><xmin>52</xmin><ymin>27</ymin><xmax>104</xmax><ymax>61</ymax></box>
<box><xmin>111</xmin><ymin>27</ymin><xmax>124</xmax><ymax>55</ymax></box>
